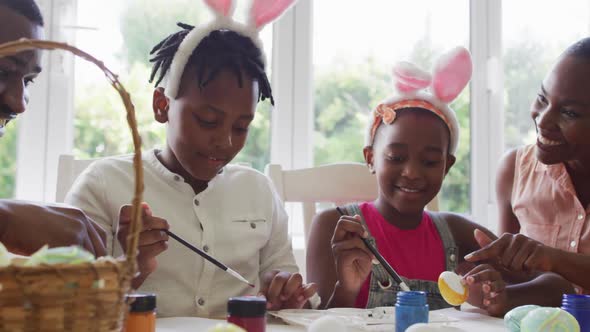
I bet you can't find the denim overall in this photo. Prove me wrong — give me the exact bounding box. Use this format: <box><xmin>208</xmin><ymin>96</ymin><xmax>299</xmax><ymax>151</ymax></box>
<box><xmin>340</xmin><ymin>204</ymin><xmax>458</xmax><ymax>310</ymax></box>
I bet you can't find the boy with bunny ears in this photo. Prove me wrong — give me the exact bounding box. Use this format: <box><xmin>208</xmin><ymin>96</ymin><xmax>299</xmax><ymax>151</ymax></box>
<box><xmin>65</xmin><ymin>0</ymin><xmax>317</xmax><ymax>318</ymax></box>
<box><xmin>307</xmin><ymin>47</ymin><xmax>574</xmax><ymax>316</ymax></box>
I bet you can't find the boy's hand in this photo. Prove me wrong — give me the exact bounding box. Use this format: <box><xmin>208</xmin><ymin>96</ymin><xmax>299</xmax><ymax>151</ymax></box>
<box><xmin>258</xmin><ymin>270</ymin><xmax>317</xmax><ymax>310</ymax></box>
<box><xmin>462</xmin><ymin>263</ymin><xmax>508</xmax><ymax>317</ymax></box>
<box><xmin>118</xmin><ymin>203</ymin><xmax>169</xmax><ymax>288</ymax></box>
<box><xmin>0</xmin><ymin>200</ymin><xmax>107</xmax><ymax>256</ymax></box>
<box><xmin>465</xmin><ymin>230</ymin><xmax>555</xmax><ymax>273</ymax></box>
<box><xmin>331</xmin><ymin>215</ymin><xmax>375</xmax><ymax>294</ymax></box>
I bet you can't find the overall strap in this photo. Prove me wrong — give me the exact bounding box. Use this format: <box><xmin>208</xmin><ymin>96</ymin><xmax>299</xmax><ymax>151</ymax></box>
<box><xmin>427</xmin><ymin>212</ymin><xmax>458</xmax><ymax>272</ymax></box>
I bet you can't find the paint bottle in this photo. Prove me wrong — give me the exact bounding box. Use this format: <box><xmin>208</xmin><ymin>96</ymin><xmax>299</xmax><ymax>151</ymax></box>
<box><xmin>562</xmin><ymin>293</ymin><xmax>590</xmax><ymax>332</ymax></box>
<box><xmin>227</xmin><ymin>296</ymin><xmax>266</xmax><ymax>332</ymax></box>
<box><xmin>124</xmin><ymin>293</ymin><xmax>156</xmax><ymax>332</ymax></box>
<box><xmin>395</xmin><ymin>291</ymin><xmax>429</xmax><ymax>332</ymax></box>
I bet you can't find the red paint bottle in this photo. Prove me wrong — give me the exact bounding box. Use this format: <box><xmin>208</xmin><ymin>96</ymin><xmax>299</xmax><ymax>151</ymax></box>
<box><xmin>227</xmin><ymin>296</ymin><xmax>266</xmax><ymax>332</ymax></box>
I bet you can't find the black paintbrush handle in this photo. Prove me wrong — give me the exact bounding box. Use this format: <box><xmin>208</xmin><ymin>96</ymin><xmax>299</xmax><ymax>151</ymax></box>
<box><xmin>165</xmin><ymin>230</ymin><xmax>227</xmax><ymax>271</ymax></box>
<box><xmin>361</xmin><ymin>237</ymin><xmax>404</xmax><ymax>285</ymax></box>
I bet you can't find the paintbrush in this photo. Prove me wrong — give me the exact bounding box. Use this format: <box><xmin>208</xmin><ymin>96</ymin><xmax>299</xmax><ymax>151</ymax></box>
<box><xmin>164</xmin><ymin>230</ymin><xmax>254</xmax><ymax>288</ymax></box>
<box><xmin>336</xmin><ymin>207</ymin><xmax>411</xmax><ymax>292</ymax></box>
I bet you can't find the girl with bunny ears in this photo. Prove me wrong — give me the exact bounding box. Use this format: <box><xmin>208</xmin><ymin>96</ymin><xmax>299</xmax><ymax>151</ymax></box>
<box><xmin>307</xmin><ymin>47</ymin><xmax>574</xmax><ymax>316</ymax></box>
<box><xmin>65</xmin><ymin>0</ymin><xmax>318</xmax><ymax>317</ymax></box>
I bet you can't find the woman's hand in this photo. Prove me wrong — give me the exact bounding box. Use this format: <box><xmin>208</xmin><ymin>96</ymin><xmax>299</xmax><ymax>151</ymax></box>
<box><xmin>465</xmin><ymin>230</ymin><xmax>555</xmax><ymax>273</ymax></box>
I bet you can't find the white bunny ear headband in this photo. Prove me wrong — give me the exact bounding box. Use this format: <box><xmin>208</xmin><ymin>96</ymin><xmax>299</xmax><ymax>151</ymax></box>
<box><xmin>369</xmin><ymin>46</ymin><xmax>473</xmax><ymax>155</ymax></box>
<box><xmin>164</xmin><ymin>0</ymin><xmax>297</xmax><ymax>99</ymax></box>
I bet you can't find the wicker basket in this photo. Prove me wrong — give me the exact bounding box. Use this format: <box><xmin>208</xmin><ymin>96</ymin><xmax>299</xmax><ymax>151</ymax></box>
<box><xmin>0</xmin><ymin>39</ymin><xmax>144</xmax><ymax>332</ymax></box>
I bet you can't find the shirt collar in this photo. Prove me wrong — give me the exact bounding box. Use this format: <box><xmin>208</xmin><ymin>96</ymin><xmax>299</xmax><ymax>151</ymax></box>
<box><xmin>144</xmin><ymin>149</ymin><xmax>226</xmax><ymax>196</ymax></box>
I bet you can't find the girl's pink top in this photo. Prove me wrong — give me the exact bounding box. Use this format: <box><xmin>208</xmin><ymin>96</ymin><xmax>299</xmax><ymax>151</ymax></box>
<box><xmin>354</xmin><ymin>202</ymin><xmax>446</xmax><ymax>308</ymax></box>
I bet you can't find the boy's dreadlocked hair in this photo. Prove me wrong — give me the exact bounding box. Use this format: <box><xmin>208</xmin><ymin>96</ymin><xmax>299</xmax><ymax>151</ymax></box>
<box><xmin>149</xmin><ymin>23</ymin><xmax>274</xmax><ymax>105</ymax></box>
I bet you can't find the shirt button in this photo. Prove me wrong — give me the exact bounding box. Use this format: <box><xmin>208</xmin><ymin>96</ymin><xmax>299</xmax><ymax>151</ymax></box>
<box><xmin>250</xmin><ymin>222</ymin><xmax>257</xmax><ymax>229</ymax></box>
<box><xmin>449</xmin><ymin>254</ymin><xmax>456</xmax><ymax>262</ymax></box>
<box><xmin>194</xmin><ymin>198</ymin><xmax>200</xmax><ymax>206</ymax></box>
<box><xmin>203</xmin><ymin>245</ymin><xmax>209</xmax><ymax>253</ymax></box>
<box><xmin>578</xmin><ymin>214</ymin><xmax>585</xmax><ymax>220</ymax></box>
<box><xmin>197</xmin><ymin>297</ymin><xmax>205</xmax><ymax>306</ymax></box>
<box><xmin>570</xmin><ymin>241</ymin><xmax>577</xmax><ymax>247</ymax></box>
<box><xmin>173</xmin><ymin>175</ymin><xmax>180</xmax><ymax>181</ymax></box>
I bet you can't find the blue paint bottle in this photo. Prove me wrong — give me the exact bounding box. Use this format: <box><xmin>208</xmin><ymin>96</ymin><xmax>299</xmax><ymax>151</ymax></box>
<box><xmin>395</xmin><ymin>291</ymin><xmax>429</xmax><ymax>332</ymax></box>
<box><xmin>562</xmin><ymin>294</ymin><xmax>590</xmax><ymax>332</ymax></box>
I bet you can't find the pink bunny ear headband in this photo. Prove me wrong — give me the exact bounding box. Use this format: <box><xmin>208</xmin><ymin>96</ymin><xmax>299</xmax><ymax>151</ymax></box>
<box><xmin>164</xmin><ymin>0</ymin><xmax>297</xmax><ymax>99</ymax></box>
<box><xmin>369</xmin><ymin>46</ymin><xmax>473</xmax><ymax>155</ymax></box>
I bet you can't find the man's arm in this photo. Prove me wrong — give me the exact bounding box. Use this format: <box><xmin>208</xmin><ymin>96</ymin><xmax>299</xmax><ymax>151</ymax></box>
<box><xmin>0</xmin><ymin>199</ymin><xmax>106</xmax><ymax>256</ymax></box>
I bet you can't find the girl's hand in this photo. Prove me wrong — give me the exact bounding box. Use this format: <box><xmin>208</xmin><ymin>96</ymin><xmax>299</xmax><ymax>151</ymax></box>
<box><xmin>258</xmin><ymin>270</ymin><xmax>317</xmax><ymax>310</ymax></box>
<box><xmin>463</xmin><ymin>263</ymin><xmax>509</xmax><ymax>317</ymax></box>
<box><xmin>118</xmin><ymin>203</ymin><xmax>169</xmax><ymax>288</ymax></box>
<box><xmin>330</xmin><ymin>215</ymin><xmax>375</xmax><ymax>294</ymax></box>
<box><xmin>465</xmin><ymin>230</ymin><xmax>555</xmax><ymax>273</ymax></box>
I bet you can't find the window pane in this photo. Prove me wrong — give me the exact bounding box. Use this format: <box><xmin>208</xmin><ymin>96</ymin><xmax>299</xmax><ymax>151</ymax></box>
<box><xmin>503</xmin><ymin>0</ymin><xmax>590</xmax><ymax>149</ymax></box>
<box><xmin>0</xmin><ymin>125</ymin><xmax>18</xmax><ymax>198</ymax></box>
<box><xmin>312</xmin><ymin>0</ymin><xmax>470</xmax><ymax>213</ymax></box>
<box><xmin>73</xmin><ymin>0</ymin><xmax>272</xmax><ymax>171</ymax></box>
<box><xmin>232</xmin><ymin>27</ymin><xmax>273</xmax><ymax>171</ymax></box>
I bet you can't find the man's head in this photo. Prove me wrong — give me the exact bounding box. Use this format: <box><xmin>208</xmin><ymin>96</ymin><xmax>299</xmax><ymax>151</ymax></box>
<box><xmin>0</xmin><ymin>0</ymin><xmax>44</xmax><ymax>137</ymax></box>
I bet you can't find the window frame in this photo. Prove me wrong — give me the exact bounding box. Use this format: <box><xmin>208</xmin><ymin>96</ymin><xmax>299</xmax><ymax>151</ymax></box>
<box><xmin>469</xmin><ymin>0</ymin><xmax>503</xmax><ymax>231</ymax></box>
<box><xmin>15</xmin><ymin>0</ymin><xmax>76</xmax><ymax>202</ymax></box>
<box><xmin>12</xmin><ymin>0</ymin><xmax>516</xmax><ymax>231</ymax></box>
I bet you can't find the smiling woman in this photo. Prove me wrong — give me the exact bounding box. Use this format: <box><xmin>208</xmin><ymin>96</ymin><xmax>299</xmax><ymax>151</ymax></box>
<box><xmin>530</xmin><ymin>53</ymin><xmax>590</xmax><ymax>166</ymax></box>
<box><xmin>493</xmin><ymin>37</ymin><xmax>590</xmax><ymax>293</ymax></box>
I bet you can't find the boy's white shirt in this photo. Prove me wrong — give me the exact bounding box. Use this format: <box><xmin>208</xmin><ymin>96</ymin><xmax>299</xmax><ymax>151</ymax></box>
<box><xmin>65</xmin><ymin>149</ymin><xmax>298</xmax><ymax>318</ymax></box>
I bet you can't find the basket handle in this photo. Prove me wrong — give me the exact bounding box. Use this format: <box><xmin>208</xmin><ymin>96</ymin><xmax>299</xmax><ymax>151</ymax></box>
<box><xmin>0</xmin><ymin>39</ymin><xmax>144</xmax><ymax>281</ymax></box>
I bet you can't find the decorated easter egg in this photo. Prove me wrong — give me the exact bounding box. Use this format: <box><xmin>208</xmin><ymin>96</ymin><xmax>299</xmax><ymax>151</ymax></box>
<box><xmin>25</xmin><ymin>245</ymin><xmax>95</xmax><ymax>266</ymax></box>
<box><xmin>438</xmin><ymin>271</ymin><xmax>468</xmax><ymax>306</ymax></box>
<box><xmin>504</xmin><ymin>305</ymin><xmax>540</xmax><ymax>332</ymax></box>
<box><xmin>207</xmin><ymin>323</ymin><xmax>246</xmax><ymax>332</ymax></box>
<box><xmin>0</xmin><ymin>242</ymin><xmax>29</xmax><ymax>267</ymax></box>
<box><xmin>521</xmin><ymin>307</ymin><xmax>580</xmax><ymax>332</ymax></box>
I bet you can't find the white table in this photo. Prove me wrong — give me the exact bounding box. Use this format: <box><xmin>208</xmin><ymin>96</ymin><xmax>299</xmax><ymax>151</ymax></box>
<box><xmin>157</xmin><ymin>317</ymin><xmax>302</xmax><ymax>332</ymax></box>
<box><xmin>156</xmin><ymin>306</ymin><xmax>505</xmax><ymax>331</ymax></box>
